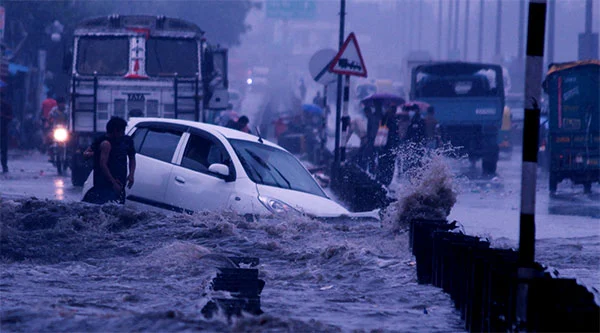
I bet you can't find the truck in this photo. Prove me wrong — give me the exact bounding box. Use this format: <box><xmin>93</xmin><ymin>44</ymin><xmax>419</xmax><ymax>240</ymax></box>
<box><xmin>542</xmin><ymin>60</ymin><xmax>600</xmax><ymax>194</ymax></box>
<box><xmin>410</xmin><ymin>62</ymin><xmax>505</xmax><ymax>175</ymax></box>
<box><xmin>66</xmin><ymin>15</ymin><xmax>229</xmax><ymax>186</ymax></box>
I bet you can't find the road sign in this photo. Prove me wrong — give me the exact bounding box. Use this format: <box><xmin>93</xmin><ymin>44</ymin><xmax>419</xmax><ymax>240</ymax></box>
<box><xmin>309</xmin><ymin>49</ymin><xmax>337</xmax><ymax>85</ymax></box>
<box><xmin>329</xmin><ymin>32</ymin><xmax>367</xmax><ymax>77</ymax></box>
<box><xmin>266</xmin><ymin>0</ymin><xmax>316</xmax><ymax>20</ymax></box>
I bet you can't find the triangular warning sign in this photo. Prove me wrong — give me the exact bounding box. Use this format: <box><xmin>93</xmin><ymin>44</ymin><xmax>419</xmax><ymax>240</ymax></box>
<box><xmin>329</xmin><ymin>32</ymin><xmax>368</xmax><ymax>77</ymax></box>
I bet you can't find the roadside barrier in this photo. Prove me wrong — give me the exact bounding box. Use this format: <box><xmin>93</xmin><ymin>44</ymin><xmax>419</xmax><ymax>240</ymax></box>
<box><xmin>201</xmin><ymin>257</ymin><xmax>265</xmax><ymax>319</ymax></box>
<box><xmin>410</xmin><ymin>219</ymin><xmax>599</xmax><ymax>332</ymax></box>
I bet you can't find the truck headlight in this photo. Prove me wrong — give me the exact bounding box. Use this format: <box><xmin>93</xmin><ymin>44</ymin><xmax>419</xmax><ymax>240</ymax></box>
<box><xmin>258</xmin><ymin>196</ymin><xmax>299</xmax><ymax>215</ymax></box>
<box><xmin>53</xmin><ymin>128</ymin><xmax>69</xmax><ymax>143</ymax></box>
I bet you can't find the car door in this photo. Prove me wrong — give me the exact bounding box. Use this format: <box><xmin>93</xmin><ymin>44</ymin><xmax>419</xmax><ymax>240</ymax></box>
<box><xmin>127</xmin><ymin>124</ymin><xmax>186</xmax><ymax>208</ymax></box>
<box><xmin>163</xmin><ymin>130</ymin><xmax>236</xmax><ymax>213</ymax></box>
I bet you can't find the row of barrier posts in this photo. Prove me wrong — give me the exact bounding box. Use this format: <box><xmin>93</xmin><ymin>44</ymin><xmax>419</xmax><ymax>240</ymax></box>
<box><xmin>201</xmin><ymin>257</ymin><xmax>265</xmax><ymax>319</ymax></box>
<box><xmin>410</xmin><ymin>218</ymin><xmax>599</xmax><ymax>332</ymax></box>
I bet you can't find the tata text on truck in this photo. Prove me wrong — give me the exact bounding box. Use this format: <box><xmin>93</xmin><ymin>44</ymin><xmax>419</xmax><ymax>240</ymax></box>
<box><xmin>67</xmin><ymin>15</ymin><xmax>228</xmax><ymax>186</ymax></box>
<box><xmin>542</xmin><ymin>60</ymin><xmax>600</xmax><ymax>194</ymax></box>
<box><xmin>411</xmin><ymin>62</ymin><xmax>505</xmax><ymax>175</ymax></box>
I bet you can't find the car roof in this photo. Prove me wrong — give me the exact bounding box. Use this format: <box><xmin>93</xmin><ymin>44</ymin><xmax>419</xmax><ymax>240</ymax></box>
<box><xmin>128</xmin><ymin>117</ymin><xmax>281</xmax><ymax>149</ymax></box>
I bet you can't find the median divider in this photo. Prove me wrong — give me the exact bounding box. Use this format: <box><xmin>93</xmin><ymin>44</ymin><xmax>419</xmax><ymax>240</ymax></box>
<box><xmin>409</xmin><ymin>219</ymin><xmax>599</xmax><ymax>332</ymax></box>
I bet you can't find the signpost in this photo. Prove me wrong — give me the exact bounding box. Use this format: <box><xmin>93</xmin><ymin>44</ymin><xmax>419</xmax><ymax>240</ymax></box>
<box><xmin>330</xmin><ymin>32</ymin><xmax>367</xmax><ymax>179</ymax></box>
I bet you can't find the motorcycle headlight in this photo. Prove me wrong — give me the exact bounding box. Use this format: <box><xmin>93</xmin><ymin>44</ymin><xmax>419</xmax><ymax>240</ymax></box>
<box><xmin>53</xmin><ymin>128</ymin><xmax>69</xmax><ymax>143</ymax></box>
<box><xmin>258</xmin><ymin>196</ymin><xmax>300</xmax><ymax>215</ymax></box>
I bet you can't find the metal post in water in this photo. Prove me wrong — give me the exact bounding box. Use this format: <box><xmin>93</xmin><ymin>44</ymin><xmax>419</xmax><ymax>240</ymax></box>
<box><xmin>340</xmin><ymin>75</ymin><xmax>350</xmax><ymax>162</ymax></box>
<box><xmin>333</xmin><ymin>0</ymin><xmax>346</xmax><ymax>183</ymax></box>
<box><xmin>517</xmin><ymin>0</ymin><xmax>547</xmax><ymax>325</ymax></box>
<box><xmin>478</xmin><ymin>0</ymin><xmax>484</xmax><ymax>61</ymax></box>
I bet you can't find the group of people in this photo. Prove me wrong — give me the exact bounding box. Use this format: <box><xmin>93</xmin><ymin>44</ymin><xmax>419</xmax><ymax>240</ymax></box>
<box><xmin>345</xmin><ymin>101</ymin><xmax>441</xmax><ymax>186</ymax></box>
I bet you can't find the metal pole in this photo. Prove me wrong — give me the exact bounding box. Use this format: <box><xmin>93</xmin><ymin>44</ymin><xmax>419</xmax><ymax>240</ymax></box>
<box><xmin>453</xmin><ymin>0</ymin><xmax>460</xmax><ymax>53</ymax></box>
<box><xmin>333</xmin><ymin>0</ymin><xmax>345</xmax><ymax>182</ymax></box>
<box><xmin>478</xmin><ymin>0</ymin><xmax>484</xmax><ymax>61</ymax></box>
<box><xmin>447</xmin><ymin>0</ymin><xmax>454</xmax><ymax>58</ymax></box>
<box><xmin>516</xmin><ymin>0</ymin><xmax>547</xmax><ymax>325</ymax></box>
<box><xmin>464</xmin><ymin>0</ymin><xmax>470</xmax><ymax>60</ymax></box>
<box><xmin>518</xmin><ymin>0</ymin><xmax>526</xmax><ymax>59</ymax></box>
<box><xmin>585</xmin><ymin>0</ymin><xmax>592</xmax><ymax>33</ymax></box>
<box><xmin>418</xmin><ymin>1</ymin><xmax>423</xmax><ymax>49</ymax></box>
<box><xmin>495</xmin><ymin>0</ymin><xmax>503</xmax><ymax>61</ymax></box>
<box><xmin>438</xmin><ymin>0</ymin><xmax>443</xmax><ymax>59</ymax></box>
<box><xmin>340</xmin><ymin>75</ymin><xmax>350</xmax><ymax>161</ymax></box>
<box><xmin>547</xmin><ymin>0</ymin><xmax>555</xmax><ymax>64</ymax></box>
<box><xmin>409</xmin><ymin>0</ymin><xmax>415</xmax><ymax>50</ymax></box>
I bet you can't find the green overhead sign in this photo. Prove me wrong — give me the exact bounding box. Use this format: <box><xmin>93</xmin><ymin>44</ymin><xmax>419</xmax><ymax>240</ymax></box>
<box><xmin>266</xmin><ymin>0</ymin><xmax>317</xmax><ymax>20</ymax></box>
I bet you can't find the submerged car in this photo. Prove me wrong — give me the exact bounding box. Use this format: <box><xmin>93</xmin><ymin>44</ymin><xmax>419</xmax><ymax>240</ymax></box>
<box><xmin>82</xmin><ymin>118</ymin><xmax>356</xmax><ymax>219</ymax></box>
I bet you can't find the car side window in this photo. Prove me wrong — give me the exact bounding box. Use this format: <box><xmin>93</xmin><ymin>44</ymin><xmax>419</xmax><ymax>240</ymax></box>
<box><xmin>181</xmin><ymin>134</ymin><xmax>230</xmax><ymax>174</ymax></box>
<box><xmin>131</xmin><ymin>127</ymin><xmax>148</xmax><ymax>152</ymax></box>
<box><xmin>138</xmin><ymin>128</ymin><xmax>182</xmax><ymax>163</ymax></box>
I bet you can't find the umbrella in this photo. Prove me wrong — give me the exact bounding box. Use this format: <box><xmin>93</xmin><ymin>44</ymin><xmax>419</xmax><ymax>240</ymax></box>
<box><xmin>360</xmin><ymin>93</ymin><xmax>405</xmax><ymax>108</ymax></box>
<box><xmin>302</xmin><ymin>103</ymin><xmax>324</xmax><ymax>115</ymax></box>
<box><xmin>401</xmin><ymin>100</ymin><xmax>431</xmax><ymax>111</ymax></box>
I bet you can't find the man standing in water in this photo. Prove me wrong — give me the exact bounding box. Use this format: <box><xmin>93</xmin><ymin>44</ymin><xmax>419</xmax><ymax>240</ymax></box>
<box><xmin>83</xmin><ymin>117</ymin><xmax>136</xmax><ymax>204</ymax></box>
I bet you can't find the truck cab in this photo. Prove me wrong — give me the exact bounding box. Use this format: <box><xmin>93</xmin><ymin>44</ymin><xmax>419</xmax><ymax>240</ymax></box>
<box><xmin>67</xmin><ymin>15</ymin><xmax>228</xmax><ymax>186</ymax></box>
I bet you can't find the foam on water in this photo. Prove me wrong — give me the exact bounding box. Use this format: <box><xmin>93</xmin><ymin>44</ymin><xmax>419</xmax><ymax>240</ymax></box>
<box><xmin>0</xmin><ymin>197</ymin><xmax>463</xmax><ymax>332</ymax></box>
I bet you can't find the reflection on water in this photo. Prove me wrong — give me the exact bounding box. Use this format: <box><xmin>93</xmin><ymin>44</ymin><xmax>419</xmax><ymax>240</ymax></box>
<box><xmin>53</xmin><ymin>178</ymin><xmax>64</xmax><ymax>200</ymax></box>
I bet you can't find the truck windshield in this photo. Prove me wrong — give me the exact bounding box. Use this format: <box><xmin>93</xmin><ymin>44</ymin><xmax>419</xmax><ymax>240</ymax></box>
<box><xmin>76</xmin><ymin>37</ymin><xmax>129</xmax><ymax>75</ymax></box>
<box><xmin>414</xmin><ymin>65</ymin><xmax>502</xmax><ymax>98</ymax></box>
<box><xmin>146</xmin><ymin>38</ymin><xmax>198</xmax><ymax>76</ymax></box>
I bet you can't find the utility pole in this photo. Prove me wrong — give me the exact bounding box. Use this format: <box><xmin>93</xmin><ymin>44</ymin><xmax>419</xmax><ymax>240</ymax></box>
<box><xmin>478</xmin><ymin>0</ymin><xmax>484</xmax><ymax>61</ymax></box>
<box><xmin>518</xmin><ymin>0</ymin><xmax>526</xmax><ymax>60</ymax></box>
<box><xmin>578</xmin><ymin>0</ymin><xmax>597</xmax><ymax>60</ymax></box>
<box><xmin>547</xmin><ymin>0</ymin><xmax>555</xmax><ymax>64</ymax></box>
<box><xmin>447</xmin><ymin>0</ymin><xmax>454</xmax><ymax>59</ymax></box>
<box><xmin>418</xmin><ymin>0</ymin><xmax>423</xmax><ymax>49</ymax></box>
<box><xmin>453</xmin><ymin>0</ymin><xmax>460</xmax><ymax>52</ymax></box>
<box><xmin>464</xmin><ymin>0</ymin><xmax>470</xmax><ymax>60</ymax></box>
<box><xmin>516</xmin><ymin>0</ymin><xmax>547</xmax><ymax>327</ymax></box>
<box><xmin>438</xmin><ymin>0</ymin><xmax>443</xmax><ymax>59</ymax></box>
<box><xmin>495</xmin><ymin>0</ymin><xmax>503</xmax><ymax>62</ymax></box>
<box><xmin>332</xmin><ymin>0</ymin><xmax>345</xmax><ymax>184</ymax></box>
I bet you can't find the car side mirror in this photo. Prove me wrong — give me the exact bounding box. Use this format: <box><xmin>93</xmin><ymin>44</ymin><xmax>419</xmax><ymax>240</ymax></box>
<box><xmin>208</xmin><ymin>163</ymin><xmax>230</xmax><ymax>179</ymax></box>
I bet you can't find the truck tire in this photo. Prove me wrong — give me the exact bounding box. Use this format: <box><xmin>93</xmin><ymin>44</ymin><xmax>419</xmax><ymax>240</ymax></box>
<box><xmin>549</xmin><ymin>173</ymin><xmax>558</xmax><ymax>194</ymax></box>
<box><xmin>482</xmin><ymin>150</ymin><xmax>498</xmax><ymax>175</ymax></box>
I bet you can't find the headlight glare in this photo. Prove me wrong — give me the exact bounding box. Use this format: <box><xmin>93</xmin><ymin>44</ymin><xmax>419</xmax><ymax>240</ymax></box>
<box><xmin>53</xmin><ymin>128</ymin><xmax>69</xmax><ymax>142</ymax></box>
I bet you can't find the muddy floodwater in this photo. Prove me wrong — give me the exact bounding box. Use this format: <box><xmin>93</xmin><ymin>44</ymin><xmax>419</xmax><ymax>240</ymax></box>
<box><xmin>0</xmin><ymin>198</ymin><xmax>464</xmax><ymax>332</ymax></box>
<box><xmin>1</xmin><ymin>150</ymin><xmax>598</xmax><ymax>332</ymax></box>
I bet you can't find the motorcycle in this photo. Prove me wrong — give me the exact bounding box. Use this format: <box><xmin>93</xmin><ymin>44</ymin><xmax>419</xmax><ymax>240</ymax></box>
<box><xmin>50</xmin><ymin>125</ymin><xmax>70</xmax><ymax>175</ymax></box>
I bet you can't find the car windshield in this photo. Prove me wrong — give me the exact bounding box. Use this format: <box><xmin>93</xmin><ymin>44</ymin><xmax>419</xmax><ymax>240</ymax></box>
<box><xmin>146</xmin><ymin>38</ymin><xmax>198</xmax><ymax>76</ymax></box>
<box><xmin>229</xmin><ymin>139</ymin><xmax>326</xmax><ymax>198</ymax></box>
<box><xmin>76</xmin><ymin>37</ymin><xmax>129</xmax><ymax>75</ymax></box>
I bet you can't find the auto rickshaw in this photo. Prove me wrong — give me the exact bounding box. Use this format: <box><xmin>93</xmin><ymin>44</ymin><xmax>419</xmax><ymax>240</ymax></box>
<box><xmin>542</xmin><ymin>60</ymin><xmax>600</xmax><ymax>194</ymax></box>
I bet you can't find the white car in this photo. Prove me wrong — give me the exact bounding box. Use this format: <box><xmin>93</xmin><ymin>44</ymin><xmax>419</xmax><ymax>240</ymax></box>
<box><xmin>82</xmin><ymin>118</ymin><xmax>358</xmax><ymax>219</ymax></box>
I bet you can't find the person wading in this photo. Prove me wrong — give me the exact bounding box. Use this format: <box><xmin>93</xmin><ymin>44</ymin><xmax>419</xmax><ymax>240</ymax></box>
<box><xmin>82</xmin><ymin>117</ymin><xmax>136</xmax><ymax>204</ymax></box>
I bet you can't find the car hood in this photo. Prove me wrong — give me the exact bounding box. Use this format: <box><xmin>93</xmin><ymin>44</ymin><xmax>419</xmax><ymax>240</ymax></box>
<box><xmin>256</xmin><ymin>184</ymin><xmax>350</xmax><ymax>218</ymax></box>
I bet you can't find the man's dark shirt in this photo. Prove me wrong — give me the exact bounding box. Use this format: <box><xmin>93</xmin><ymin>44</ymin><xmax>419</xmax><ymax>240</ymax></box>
<box><xmin>92</xmin><ymin>135</ymin><xmax>135</xmax><ymax>189</ymax></box>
